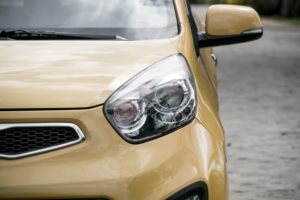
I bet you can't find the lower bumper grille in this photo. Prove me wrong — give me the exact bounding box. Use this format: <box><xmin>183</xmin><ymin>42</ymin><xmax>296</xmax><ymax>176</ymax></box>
<box><xmin>0</xmin><ymin>123</ymin><xmax>85</xmax><ymax>159</ymax></box>
<box><xmin>167</xmin><ymin>182</ymin><xmax>208</xmax><ymax>200</ymax></box>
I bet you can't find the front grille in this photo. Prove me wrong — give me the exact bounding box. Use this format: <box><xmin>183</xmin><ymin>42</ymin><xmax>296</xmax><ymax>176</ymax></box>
<box><xmin>0</xmin><ymin>123</ymin><xmax>85</xmax><ymax>159</ymax></box>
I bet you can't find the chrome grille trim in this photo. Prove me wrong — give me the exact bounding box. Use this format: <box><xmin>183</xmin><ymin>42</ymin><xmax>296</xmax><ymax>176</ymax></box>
<box><xmin>0</xmin><ymin>123</ymin><xmax>85</xmax><ymax>159</ymax></box>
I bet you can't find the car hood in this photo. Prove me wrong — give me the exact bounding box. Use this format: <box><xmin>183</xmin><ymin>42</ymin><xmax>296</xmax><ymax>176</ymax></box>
<box><xmin>0</xmin><ymin>40</ymin><xmax>177</xmax><ymax>109</ymax></box>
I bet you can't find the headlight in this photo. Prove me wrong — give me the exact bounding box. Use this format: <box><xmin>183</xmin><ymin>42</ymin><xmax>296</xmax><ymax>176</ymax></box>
<box><xmin>104</xmin><ymin>54</ymin><xmax>196</xmax><ymax>143</ymax></box>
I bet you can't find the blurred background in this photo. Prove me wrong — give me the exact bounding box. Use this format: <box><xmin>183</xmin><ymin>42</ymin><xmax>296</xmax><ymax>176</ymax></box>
<box><xmin>191</xmin><ymin>0</ymin><xmax>300</xmax><ymax>18</ymax></box>
<box><xmin>191</xmin><ymin>1</ymin><xmax>300</xmax><ymax>200</ymax></box>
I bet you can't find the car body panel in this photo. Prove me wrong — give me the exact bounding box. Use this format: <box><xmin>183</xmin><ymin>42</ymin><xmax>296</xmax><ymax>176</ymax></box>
<box><xmin>170</xmin><ymin>1</ymin><xmax>227</xmax><ymax>199</ymax></box>
<box><xmin>0</xmin><ymin>40</ymin><xmax>177</xmax><ymax>109</ymax></box>
<box><xmin>0</xmin><ymin>107</ymin><xmax>225</xmax><ymax>200</ymax></box>
<box><xmin>0</xmin><ymin>0</ymin><xmax>228</xmax><ymax>199</ymax></box>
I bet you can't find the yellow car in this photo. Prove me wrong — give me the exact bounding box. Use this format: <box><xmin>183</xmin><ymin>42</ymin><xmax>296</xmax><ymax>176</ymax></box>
<box><xmin>0</xmin><ymin>0</ymin><xmax>262</xmax><ymax>199</ymax></box>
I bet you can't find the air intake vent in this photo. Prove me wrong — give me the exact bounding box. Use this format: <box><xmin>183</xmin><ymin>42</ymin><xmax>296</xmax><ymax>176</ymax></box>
<box><xmin>0</xmin><ymin>123</ymin><xmax>85</xmax><ymax>159</ymax></box>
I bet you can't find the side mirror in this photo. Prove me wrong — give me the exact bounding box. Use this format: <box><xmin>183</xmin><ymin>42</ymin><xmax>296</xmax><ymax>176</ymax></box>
<box><xmin>198</xmin><ymin>5</ymin><xmax>263</xmax><ymax>48</ymax></box>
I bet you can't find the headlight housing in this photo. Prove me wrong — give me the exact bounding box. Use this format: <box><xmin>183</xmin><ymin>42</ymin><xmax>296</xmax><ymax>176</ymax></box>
<box><xmin>104</xmin><ymin>54</ymin><xmax>196</xmax><ymax>143</ymax></box>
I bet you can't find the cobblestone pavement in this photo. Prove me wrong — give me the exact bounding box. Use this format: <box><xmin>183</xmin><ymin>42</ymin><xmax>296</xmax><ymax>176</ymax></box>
<box><xmin>192</xmin><ymin>5</ymin><xmax>300</xmax><ymax>200</ymax></box>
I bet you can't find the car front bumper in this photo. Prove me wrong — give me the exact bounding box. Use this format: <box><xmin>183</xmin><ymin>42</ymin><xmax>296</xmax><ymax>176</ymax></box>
<box><xmin>0</xmin><ymin>106</ymin><xmax>226</xmax><ymax>200</ymax></box>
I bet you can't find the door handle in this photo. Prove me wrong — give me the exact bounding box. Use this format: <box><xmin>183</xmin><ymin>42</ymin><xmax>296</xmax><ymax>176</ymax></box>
<box><xmin>211</xmin><ymin>54</ymin><xmax>218</xmax><ymax>66</ymax></box>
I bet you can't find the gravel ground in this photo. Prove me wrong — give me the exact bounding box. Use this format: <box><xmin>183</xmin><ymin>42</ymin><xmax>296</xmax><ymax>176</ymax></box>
<box><xmin>192</xmin><ymin>5</ymin><xmax>300</xmax><ymax>200</ymax></box>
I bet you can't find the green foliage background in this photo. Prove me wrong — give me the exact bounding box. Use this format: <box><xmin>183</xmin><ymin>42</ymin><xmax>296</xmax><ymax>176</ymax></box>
<box><xmin>190</xmin><ymin>0</ymin><xmax>300</xmax><ymax>17</ymax></box>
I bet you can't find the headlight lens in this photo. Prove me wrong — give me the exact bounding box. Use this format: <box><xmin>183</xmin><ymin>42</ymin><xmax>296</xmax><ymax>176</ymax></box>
<box><xmin>104</xmin><ymin>54</ymin><xmax>196</xmax><ymax>143</ymax></box>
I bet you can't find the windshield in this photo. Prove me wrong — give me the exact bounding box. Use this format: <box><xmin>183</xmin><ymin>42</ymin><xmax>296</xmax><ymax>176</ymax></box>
<box><xmin>0</xmin><ymin>0</ymin><xmax>178</xmax><ymax>40</ymax></box>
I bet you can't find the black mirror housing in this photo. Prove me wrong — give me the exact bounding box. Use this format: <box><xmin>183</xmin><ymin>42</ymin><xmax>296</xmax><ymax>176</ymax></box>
<box><xmin>198</xmin><ymin>28</ymin><xmax>263</xmax><ymax>48</ymax></box>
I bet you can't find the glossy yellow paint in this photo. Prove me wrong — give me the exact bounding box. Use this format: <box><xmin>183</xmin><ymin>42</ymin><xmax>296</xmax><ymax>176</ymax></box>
<box><xmin>206</xmin><ymin>5</ymin><xmax>263</xmax><ymax>36</ymax></box>
<box><xmin>0</xmin><ymin>107</ymin><xmax>222</xmax><ymax>200</ymax></box>
<box><xmin>0</xmin><ymin>1</ymin><xmax>262</xmax><ymax>199</ymax></box>
<box><xmin>0</xmin><ymin>40</ymin><xmax>177</xmax><ymax>109</ymax></box>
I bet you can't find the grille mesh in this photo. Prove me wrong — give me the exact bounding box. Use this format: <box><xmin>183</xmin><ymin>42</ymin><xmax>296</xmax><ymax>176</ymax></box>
<box><xmin>0</xmin><ymin>126</ymin><xmax>80</xmax><ymax>156</ymax></box>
